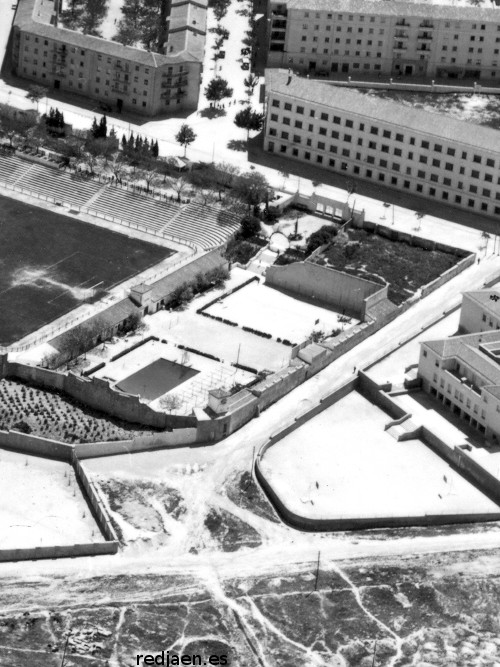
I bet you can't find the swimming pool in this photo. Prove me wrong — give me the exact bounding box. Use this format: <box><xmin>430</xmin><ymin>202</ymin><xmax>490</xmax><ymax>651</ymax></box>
<box><xmin>116</xmin><ymin>358</ymin><xmax>199</xmax><ymax>401</ymax></box>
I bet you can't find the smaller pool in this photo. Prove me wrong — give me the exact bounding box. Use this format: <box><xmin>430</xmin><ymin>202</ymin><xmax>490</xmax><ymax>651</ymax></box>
<box><xmin>116</xmin><ymin>358</ymin><xmax>199</xmax><ymax>401</ymax></box>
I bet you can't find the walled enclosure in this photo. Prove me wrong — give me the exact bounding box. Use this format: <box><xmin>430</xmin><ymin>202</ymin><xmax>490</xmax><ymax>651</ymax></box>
<box><xmin>266</xmin><ymin>260</ymin><xmax>386</xmax><ymax>320</ymax></box>
<box><xmin>0</xmin><ymin>445</ymin><xmax>119</xmax><ymax>562</ymax></box>
<box><xmin>255</xmin><ymin>371</ymin><xmax>500</xmax><ymax>532</ymax></box>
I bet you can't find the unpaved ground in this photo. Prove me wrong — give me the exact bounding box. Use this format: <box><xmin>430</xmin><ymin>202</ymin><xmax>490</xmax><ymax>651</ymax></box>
<box><xmin>3</xmin><ymin>550</ymin><xmax>500</xmax><ymax>666</ymax></box>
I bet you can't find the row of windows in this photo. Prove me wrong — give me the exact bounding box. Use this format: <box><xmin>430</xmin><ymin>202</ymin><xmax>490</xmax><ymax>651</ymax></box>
<box><xmin>268</xmin><ymin>100</ymin><xmax>497</xmax><ymax>165</ymax></box>
<box><xmin>22</xmin><ymin>36</ymin><xmax>173</xmax><ymax>76</ymax></box>
<box><xmin>297</xmin><ymin>12</ymin><xmax>498</xmax><ymax>32</ymax></box>
<box><xmin>269</xmin><ymin>127</ymin><xmax>500</xmax><ymax>185</ymax></box>
<box><xmin>266</xmin><ymin>141</ymin><xmax>500</xmax><ymax>214</ymax></box>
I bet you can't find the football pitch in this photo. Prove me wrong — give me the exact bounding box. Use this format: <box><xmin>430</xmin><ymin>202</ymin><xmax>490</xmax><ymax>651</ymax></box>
<box><xmin>0</xmin><ymin>195</ymin><xmax>174</xmax><ymax>346</ymax></box>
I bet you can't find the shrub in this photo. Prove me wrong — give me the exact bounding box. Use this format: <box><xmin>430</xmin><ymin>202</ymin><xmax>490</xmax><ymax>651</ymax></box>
<box><xmin>225</xmin><ymin>239</ymin><xmax>260</xmax><ymax>265</ymax></box>
<box><xmin>12</xmin><ymin>420</ymin><xmax>32</xmax><ymax>434</ymax></box>
<box><xmin>306</xmin><ymin>225</ymin><xmax>338</xmax><ymax>256</ymax></box>
<box><xmin>275</xmin><ymin>248</ymin><xmax>307</xmax><ymax>266</ymax></box>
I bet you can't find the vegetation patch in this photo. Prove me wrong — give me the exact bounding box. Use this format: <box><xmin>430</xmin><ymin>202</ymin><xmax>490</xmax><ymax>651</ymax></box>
<box><xmin>0</xmin><ymin>378</ymin><xmax>163</xmax><ymax>443</ymax></box>
<box><xmin>317</xmin><ymin>227</ymin><xmax>459</xmax><ymax>305</ymax></box>
<box><xmin>204</xmin><ymin>507</ymin><xmax>261</xmax><ymax>551</ymax></box>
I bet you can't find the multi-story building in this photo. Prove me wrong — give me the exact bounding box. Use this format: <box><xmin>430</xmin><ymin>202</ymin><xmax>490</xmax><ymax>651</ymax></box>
<box><xmin>264</xmin><ymin>69</ymin><xmax>500</xmax><ymax>218</ymax></box>
<box><xmin>459</xmin><ymin>290</ymin><xmax>500</xmax><ymax>334</ymax></box>
<box><xmin>419</xmin><ymin>328</ymin><xmax>500</xmax><ymax>442</ymax></box>
<box><xmin>12</xmin><ymin>0</ymin><xmax>206</xmax><ymax>116</ymax></box>
<box><xmin>267</xmin><ymin>0</ymin><xmax>500</xmax><ymax>81</ymax></box>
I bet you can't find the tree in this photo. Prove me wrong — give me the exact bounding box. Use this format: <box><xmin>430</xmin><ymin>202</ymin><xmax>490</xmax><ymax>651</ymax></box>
<box><xmin>175</xmin><ymin>124</ymin><xmax>196</xmax><ymax>157</ymax></box>
<box><xmin>234</xmin><ymin>107</ymin><xmax>264</xmax><ymax>137</ymax></box>
<box><xmin>124</xmin><ymin>311</ymin><xmax>143</xmax><ymax>332</ymax></box>
<box><xmin>169</xmin><ymin>176</ymin><xmax>189</xmax><ymax>202</ymax></box>
<box><xmin>233</xmin><ymin>171</ymin><xmax>271</xmax><ymax>211</ymax></box>
<box><xmin>26</xmin><ymin>85</ymin><xmax>47</xmax><ymax>111</ymax></box>
<box><xmin>188</xmin><ymin>167</ymin><xmax>218</xmax><ymax>205</ymax></box>
<box><xmin>1</xmin><ymin>113</ymin><xmax>38</xmax><ymax>146</ymax></box>
<box><xmin>151</xmin><ymin>139</ymin><xmax>159</xmax><ymax>158</ymax></box>
<box><xmin>45</xmin><ymin>107</ymin><xmax>65</xmax><ymax>136</ymax></box>
<box><xmin>243</xmin><ymin>74</ymin><xmax>259</xmax><ymax>99</ymax></box>
<box><xmin>26</xmin><ymin>122</ymin><xmax>48</xmax><ymax>151</ymax></box>
<box><xmin>133</xmin><ymin>160</ymin><xmax>161</xmax><ymax>194</ymax></box>
<box><xmin>204</xmin><ymin>77</ymin><xmax>233</xmax><ymax>103</ymax></box>
<box><xmin>109</xmin><ymin>152</ymin><xmax>127</xmax><ymax>184</ymax></box>
<box><xmin>159</xmin><ymin>394</ymin><xmax>182</xmax><ymax>413</ymax></box>
<box><xmin>240</xmin><ymin>215</ymin><xmax>261</xmax><ymax>239</ymax></box>
<box><xmin>214</xmin><ymin>161</ymin><xmax>239</xmax><ymax>200</ymax></box>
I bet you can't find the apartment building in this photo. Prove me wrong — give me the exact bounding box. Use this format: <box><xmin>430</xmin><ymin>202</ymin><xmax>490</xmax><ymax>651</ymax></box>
<box><xmin>267</xmin><ymin>0</ymin><xmax>500</xmax><ymax>81</ymax></box>
<box><xmin>12</xmin><ymin>0</ymin><xmax>206</xmax><ymax>116</ymax></box>
<box><xmin>264</xmin><ymin>69</ymin><xmax>500</xmax><ymax>218</ymax></box>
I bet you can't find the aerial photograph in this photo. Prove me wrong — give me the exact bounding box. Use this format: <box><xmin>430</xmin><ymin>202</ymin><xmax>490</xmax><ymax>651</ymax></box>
<box><xmin>3</xmin><ymin>0</ymin><xmax>500</xmax><ymax>664</ymax></box>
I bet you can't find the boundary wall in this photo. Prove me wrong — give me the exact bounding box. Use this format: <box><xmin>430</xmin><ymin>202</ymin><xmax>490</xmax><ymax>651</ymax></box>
<box><xmin>0</xmin><ymin>441</ymin><xmax>119</xmax><ymax>562</ymax></box>
<box><xmin>266</xmin><ymin>260</ymin><xmax>386</xmax><ymax>320</ymax></box>
<box><xmin>255</xmin><ymin>370</ymin><xmax>500</xmax><ymax>531</ymax></box>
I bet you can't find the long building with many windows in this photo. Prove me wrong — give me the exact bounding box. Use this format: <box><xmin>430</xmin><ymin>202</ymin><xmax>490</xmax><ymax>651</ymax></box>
<box><xmin>12</xmin><ymin>0</ymin><xmax>206</xmax><ymax>116</ymax></box>
<box><xmin>267</xmin><ymin>0</ymin><xmax>500</xmax><ymax>81</ymax></box>
<box><xmin>264</xmin><ymin>68</ymin><xmax>500</xmax><ymax>218</ymax></box>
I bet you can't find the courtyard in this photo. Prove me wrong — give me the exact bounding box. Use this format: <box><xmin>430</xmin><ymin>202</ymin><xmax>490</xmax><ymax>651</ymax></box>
<box><xmin>91</xmin><ymin>338</ymin><xmax>255</xmax><ymax>415</ymax></box>
<box><xmin>0</xmin><ymin>449</ymin><xmax>102</xmax><ymax>549</ymax></box>
<box><xmin>0</xmin><ymin>194</ymin><xmax>173</xmax><ymax>346</ymax></box>
<box><xmin>259</xmin><ymin>390</ymin><xmax>500</xmax><ymax>524</ymax></box>
<box><xmin>205</xmin><ymin>279</ymin><xmax>357</xmax><ymax>345</ymax></box>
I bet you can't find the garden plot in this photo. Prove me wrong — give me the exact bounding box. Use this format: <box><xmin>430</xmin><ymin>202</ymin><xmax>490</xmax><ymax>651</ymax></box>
<box><xmin>205</xmin><ymin>281</ymin><xmax>356</xmax><ymax>345</ymax></box>
<box><xmin>150</xmin><ymin>311</ymin><xmax>291</xmax><ymax>372</ymax></box>
<box><xmin>0</xmin><ymin>449</ymin><xmax>101</xmax><ymax>549</ymax></box>
<box><xmin>259</xmin><ymin>391</ymin><xmax>500</xmax><ymax>523</ymax></box>
<box><xmin>91</xmin><ymin>339</ymin><xmax>254</xmax><ymax>415</ymax></box>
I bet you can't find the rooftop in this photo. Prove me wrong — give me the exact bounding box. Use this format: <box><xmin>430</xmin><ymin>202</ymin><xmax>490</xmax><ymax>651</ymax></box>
<box><xmin>265</xmin><ymin>69</ymin><xmax>500</xmax><ymax>154</ymax></box>
<box><xmin>14</xmin><ymin>0</ymin><xmax>206</xmax><ymax>66</ymax></box>
<box><xmin>282</xmin><ymin>0</ymin><xmax>500</xmax><ymax>21</ymax></box>
<box><xmin>464</xmin><ymin>289</ymin><xmax>500</xmax><ymax>317</ymax></box>
<box><xmin>423</xmin><ymin>330</ymin><xmax>500</xmax><ymax>387</ymax></box>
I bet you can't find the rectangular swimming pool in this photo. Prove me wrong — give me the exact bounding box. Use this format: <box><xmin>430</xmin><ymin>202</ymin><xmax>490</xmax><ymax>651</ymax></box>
<box><xmin>116</xmin><ymin>358</ymin><xmax>199</xmax><ymax>401</ymax></box>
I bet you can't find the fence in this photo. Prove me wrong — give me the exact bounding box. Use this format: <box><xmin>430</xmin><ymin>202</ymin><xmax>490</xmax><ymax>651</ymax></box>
<box><xmin>0</xmin><ymin>176</ymin><xmax>199</xmax><ymax>253</ymax></box>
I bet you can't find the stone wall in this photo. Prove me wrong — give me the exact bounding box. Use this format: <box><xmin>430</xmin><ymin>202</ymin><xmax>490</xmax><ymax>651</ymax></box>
<box><xmin>0</xmin><ymin>429</ymin><xmax>74</xmax><ymax>461</ymax></box>
<box><xmin>6</xmin><ymin>360</ymin><xmax>196</xmax><ymax>430</ymax></box>
<box><xmin>0</xmin><ymin>541</ymin><xmax>118</xmax><ymax>563</ymax></box>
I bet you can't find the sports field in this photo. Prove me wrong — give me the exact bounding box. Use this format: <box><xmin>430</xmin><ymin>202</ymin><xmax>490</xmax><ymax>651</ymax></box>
<box><xmin>0</xmin><ymin>195</ymin><xmax>174</xmax><ymax>346</ymax></box>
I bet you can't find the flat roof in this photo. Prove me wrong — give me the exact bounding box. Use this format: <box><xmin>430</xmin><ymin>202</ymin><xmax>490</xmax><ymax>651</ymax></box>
<box><xmin>265</xmin><ymin>69</ymin><xmax>500</xmax><ymax>154</ymax></box>
<box><xmin>14</xmin><ymin>0</ymin><xmax>205</xmax><ymax>65</ymax></box>
<box><xmin>465</xmin><ymin>290</ymin><xmax>500</xmax><ymax>317</ymax></box>
<box><xmin>283</xmin><ymin>0</ymin><xmax>500</xmax><ymax>21</ymax></box>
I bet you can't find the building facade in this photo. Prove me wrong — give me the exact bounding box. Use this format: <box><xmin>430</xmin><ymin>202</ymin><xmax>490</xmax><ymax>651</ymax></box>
<box><xmin>459</xmin><ymin>290</ymin><xmax>500</xmax><ymax>334</ymax></box>
<box><xmin>268</xmin><ymin>0</ymin><xmax>500</xmax><ymax>81</ymax></box>
<box><xmin>12</xmin><ymin>0</ymin><xmax>206</xmax><ymax>116</ymax></box>
<box><xmin>264</xmin><ymin>69</ymin><xmax>500</xmax><ymax>218</ymax></box>
<box><xmin>419</xmin><ymin>329</ymin><xmax>500</xmax><ymax>442</ymax></box>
